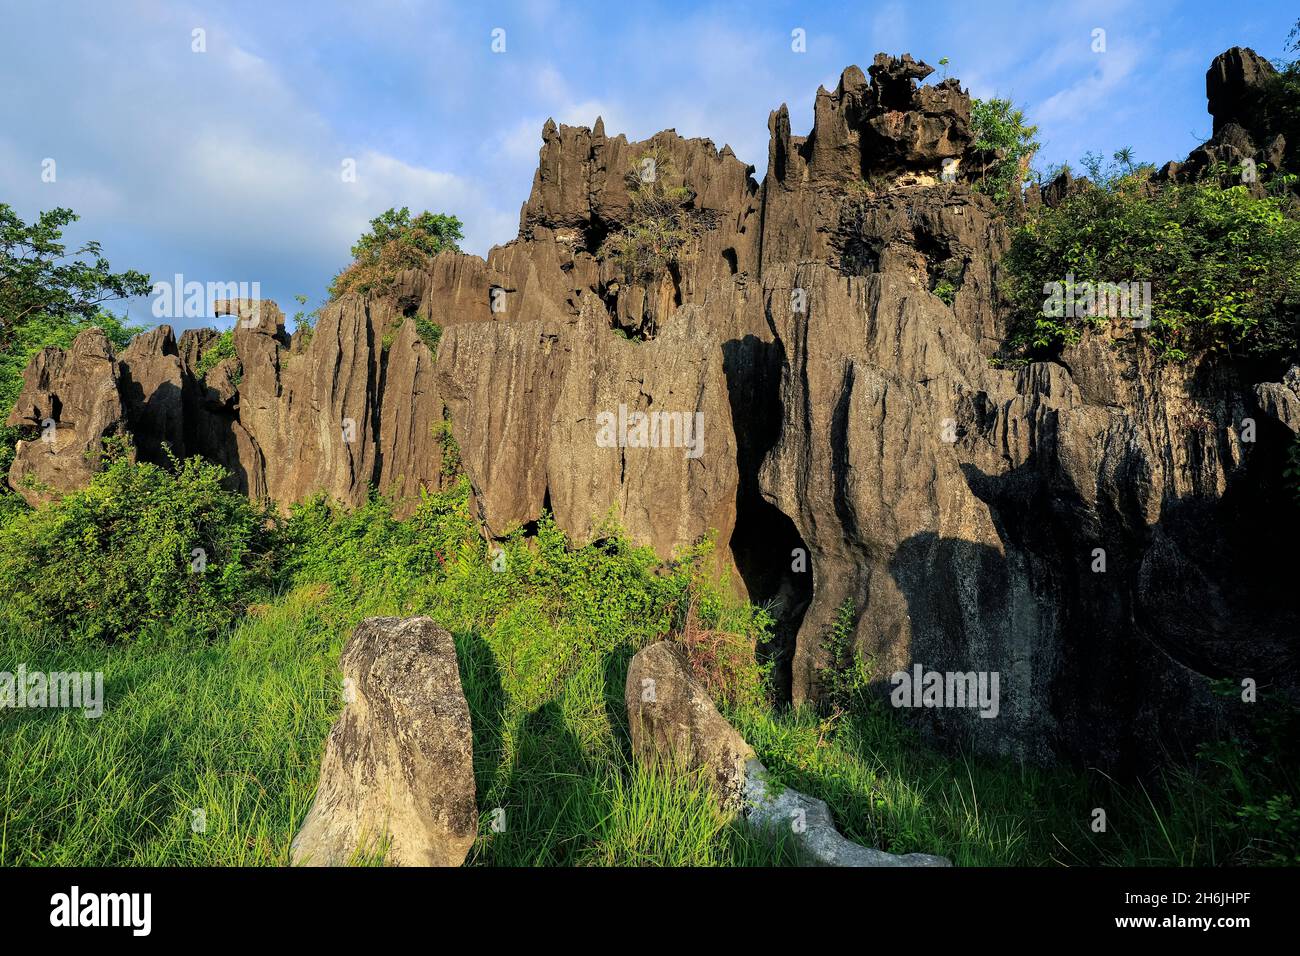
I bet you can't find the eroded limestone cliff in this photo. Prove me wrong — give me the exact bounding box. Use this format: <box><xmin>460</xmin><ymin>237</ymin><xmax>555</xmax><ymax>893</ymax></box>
<box><xmin>8</xmin><ymin>51</ymin><xmax>1298</xmax><ymax>771</ymax></box>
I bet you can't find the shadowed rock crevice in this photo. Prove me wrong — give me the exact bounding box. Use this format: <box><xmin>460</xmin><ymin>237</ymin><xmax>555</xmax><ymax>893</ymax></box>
<box><xmin>729</xmin><ymin>494</ymin><xmax>811</xmax><ymax>703</ymax></box>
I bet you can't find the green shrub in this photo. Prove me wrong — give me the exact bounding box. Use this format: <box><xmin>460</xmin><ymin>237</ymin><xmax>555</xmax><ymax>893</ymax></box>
<box><xmin>1003</xmin><ymin>177</ymin><xmax>1300</xmax><ymax>361</ymax></box>
<box><xmin>329</xmin><ymin>207</ymin><xmax>463</xmax><ymax>300</ymax></box>
<box><xmin>415</xmin><ymin>316</ymin><xmax>443</xmax><ymax>353</ymax></box>
<box><xmin>0</xmin><ymin>204</ymin><xmax>150</xmax><ymax>342</ymax></box>
<box><xmin>193</xmin><ymin>328</ymin><xmax>237</xmax><ymax>380</ymax></box>
<box><xmin>970</xmin><ymin>98</ymin><xmax>1039</xmax><ymax>205</ymax></box>
<box><xmin>817</xmin><ymin>598</ymin><xmax>869</xmax><ymax>712</ymax></box>
<box><xmin>0</xmin><ymin>453</ymin><xmax>278</xmax><ymax>642</ymax></box>
<box><xmin>603</xmin><ymin>148</ymin><xmax>693</xmax><ymax>281</ymax></box>
<box><xmin>434</xmin><ymin>411</ymin><xmax>460</xmax><ymax>475</ymax></box>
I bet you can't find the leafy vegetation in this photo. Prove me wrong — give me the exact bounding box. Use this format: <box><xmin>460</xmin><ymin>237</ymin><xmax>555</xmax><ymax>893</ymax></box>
<box><xmin>0</xmin><ymin>451</ymin><xmax>278</xmax><ymax>643</ymax></box>
<box><xmin>1260</xmin><ymin>22</ymin><xmax>1300</xmax><ymax>177</ymax></box>
<box><xmin>2</xmin><ymin>454</ymin><xmax>1295</xmax><ymax>866</ymax></box>
<box><xmin>0</xmin><ymin>204</ymin><xmax>150</xmax><ymax>340</ymax></box>
<box><xmin>433</xmin><ymin>411</ymin><xmax>460</xmax><ymax>476</ymax></box>
<box><xmin>329</xmin><ymin>207</ymin><xmax>463</xmax><ymax>300</ymax></box>
<box><xmin>969</xmin><ymin>97</ymin><xmax>1040</xmax><ymax>205</ymax></box>
<box><xmin>193</xmin><ymin>328</ymin><xmax>237</xmax><ymax>380</ymax></box>
<box><xmin>932</xmin><ymin>278</ymin><xmax>958</xmax><ymax>307</ymax></box>
<box><xmin>415</xmin><ymin>315</ymin><xmax>443</xmax><ymax>353</ymax></box>
<box><xmin>1003</xmin><ymin>173</ymin><xmax>1300</xmax><ymax>361</ymax></box>
<box><xmin>291</xmin><ymin>293</ymin><xmax>319</xmax><ymax>345</ymax></box>
<box><xmin>1077</xmin><ymin>147</ymin><xmax>1154</xmax><ymax>187</ymax></box>
<box><xmin>602</xmin><ymin>148</ymin><xmax>694</xmax><ymax>281</ymax></box>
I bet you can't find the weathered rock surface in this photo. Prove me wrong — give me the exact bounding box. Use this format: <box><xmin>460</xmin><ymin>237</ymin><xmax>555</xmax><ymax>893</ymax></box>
<box><xmin>625</xmin><ymin>640</ymin><xmax>754</xmax><ymax>811</ymax></box>
<box><xmin>625</xmin><ymin>641</ymin><xmax>951</xmax><ymax>865</ymax></box>
<box><xmin>744</xmin><ymin>759</ymin><xmax>950</xmax><ymax>867</ymax></box>
<box><xmin>759</xmin><ymin>256</ymin><xmax>1294</xmax><ymax>767</ymax></box>
<box><xmin>1256</xmin><ymin>366</ymin><xmax>1300</xmax><ymax>434</ymax></box>
<box><xmin>6</xmin><ymin>328</ymin><xmax>129</xmax><ymax>506</ymax></box>
<box><xmin>291</xmin><ymin>616</ymin><xmax>477</xmax><ymax>867</ymax></box>
<box><xmin>1161</xmin><ymin>47</ymin><xmax>1292</xmax><ymax>188</ymax></box>
<box><xmin>9</xmin><ymin>46</ymin><xmax>1298</xmax><ymax>772</ymax></box>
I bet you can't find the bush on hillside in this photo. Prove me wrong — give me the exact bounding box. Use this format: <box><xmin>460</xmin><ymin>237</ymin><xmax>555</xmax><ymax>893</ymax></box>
<box><xmin>969</xmin><ymin>97</ymin><xmax>1040</xmax><ymax>205</ymax></box>
<box><xmin>1002</xmin><ymin>175</ymin><xmax>1300</xmax><ymax>362</ymax></box>
<box><xmin>0</xmin><ymin>452</ymin><xmax>278</xmax><ymax>642</ymax></box>
<box><xmin>329</xmin><ymin>207</ymin><xmax>463</xmax><ymax>300</ymax></box>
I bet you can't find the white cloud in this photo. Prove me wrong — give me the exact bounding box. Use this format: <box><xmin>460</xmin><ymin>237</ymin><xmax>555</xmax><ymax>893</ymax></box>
<box><xmin>0</xmin><ymin>0</ymin><xmax>515</xmax><ymax>323</ymax></box>
<box><xmin>1034</xmin><ymin>42</ymin><xmax>1141</xmax><ymax>126</ymax></box>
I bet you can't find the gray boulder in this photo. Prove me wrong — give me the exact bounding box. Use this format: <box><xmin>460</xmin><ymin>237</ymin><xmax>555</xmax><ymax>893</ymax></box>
<box><xmin>1256</xmin><ymin>366</ymin><xmax>1300</xmax><ymax>434</ymax></box>
<box><xmin>291</xmin><ymin>617</ymin><xmax>477</xmax><ymax>867</ymax></box>
<box><xmin>625</xmin><ymin>640</ymin><xmax>754</xmax><ymax>812</ymax></box>
<box><xmin>625</xmin><ymin>641</ymin><xmax>951</xmax><ymax>865</ymax></box>
<box><xmin>745</xmin><ymin>759</ymin><xmax>951</xmax><ymax>867</ymax></box>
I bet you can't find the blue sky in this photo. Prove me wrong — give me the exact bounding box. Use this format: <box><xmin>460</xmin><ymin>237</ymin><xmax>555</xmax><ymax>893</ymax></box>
<box><xmin>1</xmin><ymin>0</ymin><xmax>1295</xmax><ymax>330</ymax></box>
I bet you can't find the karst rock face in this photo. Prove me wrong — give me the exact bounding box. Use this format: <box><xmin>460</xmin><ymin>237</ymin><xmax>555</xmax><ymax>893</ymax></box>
<box><xmin>9</xmin><ymin>51</ymin><xmax>1298</xmax><ymax>771</ymax></box>
<box><xmin>1160</xmin><ymin>46</ymin><xmax>1293</xmax><ymax>188</ymax></box>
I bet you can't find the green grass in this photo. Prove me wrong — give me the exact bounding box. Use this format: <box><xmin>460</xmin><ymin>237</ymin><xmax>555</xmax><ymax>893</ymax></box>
<box><xmin>1</xmin><ymin>468</ymin><xmax>1295</xmax><ymax>866</ymax></box>
<box><xmin>0</xmin><ymin>588</ymin><xmax>337</xmax><ymax>865</ymax></box>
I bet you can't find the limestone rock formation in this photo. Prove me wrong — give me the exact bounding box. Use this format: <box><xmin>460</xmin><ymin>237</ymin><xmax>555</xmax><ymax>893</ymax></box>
<box><xmin>1161</xmin><ymin>46</ymin><xmax>1292</xmax><ymax>187</ymax></box>
<box><xmin>8</xmin><ymin>46</ymin><xmax>1298</xmax><ymax>772</ymax></box>
<box><xmin>1207</xmin><ymin>46</ymin><xmax>1281</xmax><ymax>138</ymax></box>
<box><xmin>625</xmin><ymin>640</ymin><xmax>754</xmax><ymax>811</ymax></box>
<box><xmin>1257</xmin><ymin>366</ymin><xmax>1300</xmax><ymax>434</ymax></box>
<box><xmin>625</xmin><ymin>641</ymin><xmax>951</xmax><ymax>865</ymax></box>
<box><xmin>291</xmin><ymin>616</ymin><xmax>477</xmax><ymax>867</ymax></box>
<box><xmin>6</xmin><ymin>328</ymin><xmax>129</xmax><ymax>507</ymax></box>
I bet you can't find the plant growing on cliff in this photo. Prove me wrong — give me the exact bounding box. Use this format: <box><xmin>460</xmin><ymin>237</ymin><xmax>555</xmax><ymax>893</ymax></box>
<box><xmin>415</xmin><ymin>316</ymin><xmax>443</xmax><ymax>353</ymax></box>
<box><xmin>1077</xmin><ymin>148</ymin><xmax>1155</xmax><ymax>188</ymax></box>
<box><xmin>969</xmin><ymin>98</ymin><xmax>1040</xmax><ymax>204</ymax></box>
<box><xmin>193</xmin><ymin>329</ymin><xmax>237</xmax><ymax>381</ymax></box>
<box><xmin>329</xmin><ymin>207</ymin><xmax>463</xmax><ymax>300</ymax></box>
<box><xmin>818</xmin><ymin>599</ymin><xmax>870</xmax><ymax>712</ymax></box>
<box><xmin>433</xmin><ymin>411</ymin><xmax>460</xmax><ymax>476</ymax></box>
<box><xmin>1259</xmin><ymin>22</ymin><xmax>1300</xmax><ymax>181</ymax></box>
<box><xmin>602</xmin><ymin>148</ymin><xmax>693</xmax><ymax>281</ymax></box>
<box><xmin>1003</xmin><ymin>176</ymin><xmax>1300</xmax><ymax>361</ymax></box>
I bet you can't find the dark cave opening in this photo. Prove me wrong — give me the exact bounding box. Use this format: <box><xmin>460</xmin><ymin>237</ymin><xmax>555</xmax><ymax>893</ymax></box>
<box><xmin>729</xmin><ymin>492</ymin><xmax>813</xmax><ymax>703</ymax></box>
<box><xmin>721</xmin><ymin>333</ymin><xmax>813</xmax><ymax>704</ymax></box>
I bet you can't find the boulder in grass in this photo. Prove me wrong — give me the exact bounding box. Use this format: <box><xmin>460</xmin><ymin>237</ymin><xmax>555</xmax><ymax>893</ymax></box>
<box><xmin>744</xmin><ymin>759</ymin><xmax>951</xmax><ymax>867</ymax></box>
<box><xmin>625</xmin><ymin>640</ymin><xmax>754</xmax><ymax>812</ymax></box>
<box><xmin>625</xmin><ymin>640</ymin><xmax>952</xmax><ymax>866</ymax></box>
<box><xmin>291</xmin><ymin>616</ymin><xmax>477</xmax><ymax>867</ymax></box>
